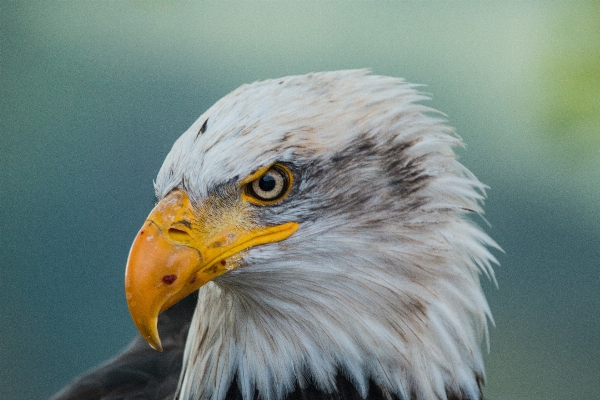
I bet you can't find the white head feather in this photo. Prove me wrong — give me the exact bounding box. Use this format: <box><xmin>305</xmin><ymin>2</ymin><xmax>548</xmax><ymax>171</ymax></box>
<box><xmin>154</xmin><ymin>70</ymin><xmax>498</xmax><ymax>400</ymax></box>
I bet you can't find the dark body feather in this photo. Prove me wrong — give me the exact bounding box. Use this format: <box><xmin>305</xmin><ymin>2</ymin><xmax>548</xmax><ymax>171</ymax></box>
<box><xmin>224</xmin><ymin>376</ymin><xmax>481</xmax><ymax>400</ymax></box>
<box><xmin>50</xmin><ymin>289</ymin><xmax>482</xmax><ymax>400</ymax></box>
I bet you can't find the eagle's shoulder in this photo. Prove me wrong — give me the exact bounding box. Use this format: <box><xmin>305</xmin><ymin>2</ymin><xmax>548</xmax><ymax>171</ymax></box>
<box><xmin>49</xmin><ymin>292</ymin><xmax>197</xmax><ymax>400</ymax></box>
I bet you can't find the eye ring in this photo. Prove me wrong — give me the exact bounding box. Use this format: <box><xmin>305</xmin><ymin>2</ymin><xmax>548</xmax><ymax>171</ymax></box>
<box><xmin>243</xmin><ymin>164</ymin><xmax>293</xmax><ymax>205</ymax></box>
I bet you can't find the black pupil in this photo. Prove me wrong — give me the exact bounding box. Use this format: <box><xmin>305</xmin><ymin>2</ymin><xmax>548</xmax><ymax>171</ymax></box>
<box><xmin>258</xmin><ymin>175</ymin><xmax>276</xmax><ymax>192</ymax></box>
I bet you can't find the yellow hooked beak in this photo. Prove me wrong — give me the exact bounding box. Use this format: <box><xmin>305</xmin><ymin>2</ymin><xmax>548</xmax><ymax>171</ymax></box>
<box><xmin>124</xmin><ymin>190</ymin><xmax>298</xmax><ymax>351</ymax></box>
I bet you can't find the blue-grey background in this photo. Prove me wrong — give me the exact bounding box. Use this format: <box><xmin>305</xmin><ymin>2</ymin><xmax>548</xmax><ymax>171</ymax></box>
<box><xmin>1</xmin><ymin>2</ymin><xmax>599</xmax><ymax>400</ymax></box>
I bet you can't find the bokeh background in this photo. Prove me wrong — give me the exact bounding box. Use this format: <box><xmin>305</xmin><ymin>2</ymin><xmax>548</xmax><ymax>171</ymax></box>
<box><xmin>1</xmin><ymin>2</ymin><xmax>599</xmax><ymax>399</ymax></box>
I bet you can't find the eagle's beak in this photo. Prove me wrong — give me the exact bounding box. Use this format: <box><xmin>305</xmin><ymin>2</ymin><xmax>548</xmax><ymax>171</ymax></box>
<box><xmin>125</xmin><ymin>190</ymin><xmax>298</xmax><ymax>351</ymax></box>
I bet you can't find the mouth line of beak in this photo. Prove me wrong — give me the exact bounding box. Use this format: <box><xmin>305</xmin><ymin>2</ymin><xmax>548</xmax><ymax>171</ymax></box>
<box><xmin>196</xmin><ymin>222</ymin><xmax>299</xmax><ymax>271</ymax></box>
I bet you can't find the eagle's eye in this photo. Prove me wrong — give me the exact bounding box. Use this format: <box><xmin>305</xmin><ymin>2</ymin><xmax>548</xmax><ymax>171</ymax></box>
<box><xmin>243</xmin><ymin>164</ymin><xmax>292</xmax><ymax>205</ymax></box>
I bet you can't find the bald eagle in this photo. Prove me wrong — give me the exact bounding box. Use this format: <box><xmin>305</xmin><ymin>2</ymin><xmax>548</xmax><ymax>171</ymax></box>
<box><xmin>51</xmin><ymin>70</ymin><xmax>498</xmax><ymax>400</ymax></box>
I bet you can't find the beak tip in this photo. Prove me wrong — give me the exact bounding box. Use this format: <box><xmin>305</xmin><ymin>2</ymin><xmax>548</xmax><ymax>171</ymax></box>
<box><xmin>147</xmin><ymin>336</ymin><xmax>163</xmax><ymax>352</ymax></box>
<box><xmin>133</xmin><ymin>316</ymin><xmax>163</xmax><ymax>352</ymax></box>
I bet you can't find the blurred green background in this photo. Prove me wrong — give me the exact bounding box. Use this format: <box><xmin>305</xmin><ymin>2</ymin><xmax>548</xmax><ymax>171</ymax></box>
<box><xmin>1</xmin><ymin>2</ymin><xmax>599</xmax><ymax>399</ymax></box>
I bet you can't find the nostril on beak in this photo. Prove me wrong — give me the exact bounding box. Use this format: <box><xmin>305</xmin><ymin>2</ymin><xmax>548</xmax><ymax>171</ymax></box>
<box><xmin>167</xmin><ymin>228</ymin><xmax>191</xmax><ymax>243</ymax></box>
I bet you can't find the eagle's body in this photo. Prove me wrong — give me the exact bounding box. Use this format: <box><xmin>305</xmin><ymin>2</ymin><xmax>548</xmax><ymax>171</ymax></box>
<box><xmin>51</xmin><ymin>70</ymin><xmax>497</xmax><ymax>400</ymax></box>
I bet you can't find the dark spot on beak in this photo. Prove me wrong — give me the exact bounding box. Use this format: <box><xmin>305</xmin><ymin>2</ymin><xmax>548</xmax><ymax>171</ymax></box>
<box><xmin>162</xmin><ymin>274</ymin><xmax>178</xmax><ymax>284</ymax></box>
<box><xmin>189</xmin><ymin>275</ymin><xmax>197</xmax><ymax>284</ymax></box>
<box><xmin>220</xmin><ymin>259</ymin><xmax>226</xmax><ymax>266</ymax></box>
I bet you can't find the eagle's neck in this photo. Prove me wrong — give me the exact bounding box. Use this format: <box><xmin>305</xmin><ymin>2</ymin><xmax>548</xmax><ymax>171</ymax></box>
<box><xmin>176</xmin><ymin>227</ymin><xmax>493</xmax><ymax>400</ymax></box>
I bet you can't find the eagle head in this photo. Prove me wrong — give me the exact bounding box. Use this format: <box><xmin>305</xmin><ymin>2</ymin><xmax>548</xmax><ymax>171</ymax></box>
<box><xmin>124</xmin><ymin>70</ymin><xmax>497</xmax><ymax>400</ymax></box>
